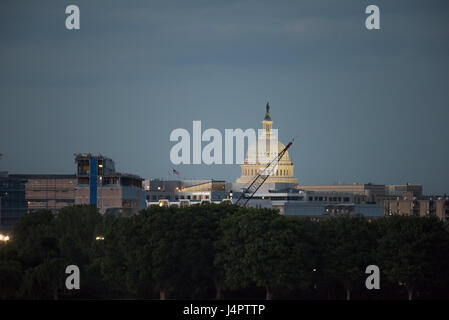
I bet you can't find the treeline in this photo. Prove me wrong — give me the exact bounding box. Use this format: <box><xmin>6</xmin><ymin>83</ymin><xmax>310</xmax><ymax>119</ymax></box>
<box><xmin>1</xmin><ymin>204</ymin><xmax>449</xmax><ymax>300</ymax></box>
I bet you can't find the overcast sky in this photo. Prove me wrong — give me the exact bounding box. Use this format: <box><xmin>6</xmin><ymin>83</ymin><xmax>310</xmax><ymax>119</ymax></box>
<box><xmin>1</xmin><ymin>0</ymin><xmax>448</xmax><ymax>194</ymax></box>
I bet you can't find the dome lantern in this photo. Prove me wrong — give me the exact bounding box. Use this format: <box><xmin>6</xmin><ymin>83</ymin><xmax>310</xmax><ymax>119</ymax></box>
<box><xmin>262</xmin><ymin>102</ymin><xmax>273</xmax><ymax>133</ymax></box>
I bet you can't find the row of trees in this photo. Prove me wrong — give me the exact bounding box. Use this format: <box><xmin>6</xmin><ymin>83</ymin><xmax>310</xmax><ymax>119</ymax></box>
<box><xmin>1</xmin><ymin>204</ymin><xmax>449</xmax><ymax>300</ymax></box>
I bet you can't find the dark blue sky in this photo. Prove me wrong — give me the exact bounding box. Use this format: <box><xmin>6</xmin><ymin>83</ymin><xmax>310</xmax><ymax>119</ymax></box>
<box><xmin>1</xmin><ymin>0</ymin><xmax>448</xmax><ymax>194</ymax></box>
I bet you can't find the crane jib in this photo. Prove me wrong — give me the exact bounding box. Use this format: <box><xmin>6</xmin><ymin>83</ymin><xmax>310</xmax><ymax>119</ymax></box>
<box><xmin>235</xmin><ymin>140</ymin><xmax>294</xmax><ymax>206</ymax></box>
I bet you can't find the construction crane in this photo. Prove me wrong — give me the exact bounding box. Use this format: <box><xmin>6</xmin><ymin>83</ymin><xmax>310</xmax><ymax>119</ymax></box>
<box><xmin>235</xmin><ymin>139</ymin><xmax>294</xmax><ymax>206</ymax></box>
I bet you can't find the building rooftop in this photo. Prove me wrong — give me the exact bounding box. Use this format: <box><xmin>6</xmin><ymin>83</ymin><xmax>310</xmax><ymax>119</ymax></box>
<box><xmin>9</xmin><ymin>174</ymin><xmax>76</xmax><ymax>179</ymax></box>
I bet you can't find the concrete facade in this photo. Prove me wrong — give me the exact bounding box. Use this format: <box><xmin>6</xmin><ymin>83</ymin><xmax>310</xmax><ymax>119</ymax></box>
<box><xmin>384</xmin><ymin>196</ymin><xmax>449</xmax><ymax>221</ymax></box>
<box><xmin>4</xmin><ymin>154</ymin><xmax>145</xmax><ymax>222</ymax></box>
<box><xmin>9</xmin><ymin>174</ymin><xmax>76</xmax><ymax>212</ymax></box>
<box><xmin>74</xmin><ymin>153</ymin><xmax>145</xmax><ymax>215</ymax></box>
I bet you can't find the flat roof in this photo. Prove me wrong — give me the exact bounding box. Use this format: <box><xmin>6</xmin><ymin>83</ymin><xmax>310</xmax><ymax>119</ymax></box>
<box><xmin>9</xmin><ymin>174</ymin><xmax>76</xmax><ymax>179</ymax></box>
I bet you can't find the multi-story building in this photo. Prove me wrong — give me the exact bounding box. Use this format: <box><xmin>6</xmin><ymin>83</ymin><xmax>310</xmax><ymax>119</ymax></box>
<box><xmin>145</xmin><ymin>105</ymin><xmax>441</xmax><ymax>220</ymax></box>
<box><xmin>297</xmin><ymin>184</ymin><xmax>449</xmax><ymax>220</ymax></box>
<box><xmin>5</xmin><ymin>154</ymin><xmax>145</xmax><ymax>221</ymax></box>
<box><xmin>383</xmin><ymin>192</ymin><xmax>449</xmax><ymax>221</ymax></box>
<box><xmin>74</xmin><ymin>154</ymin><xmax>145</xmax><ymax>215</ymax></box>
<box><xmin>145</xmin><ymin>179</ymin><xmax>230</xmax><ymax>207</ymax></box>
<box><xmin>246</xmin><ymin>188</ymin><xmax>384</xmax><ymax>218</ymax></box>
<box><xmin>8</xmin><ymin>174</ymin><xmax>76</xmax><ymax>212</ymax></box>
<box><xmin>298</xmin><ymin>183</ymin><xmax>387</xmax><ymax>203</ymax></box>
<box><xmin>385</xmin><ymin>184</ymin><xmax>423</xmax><ymax>198</ymax></box>
<box><xmin>0</xmin><ymin>172</ymin><xmax>27</xmax><ymax>229</ymax></box>
<box><xmin>144</xmin><ymin>178</ymin><xmax>384</xmax><ymax>218</ymax></box>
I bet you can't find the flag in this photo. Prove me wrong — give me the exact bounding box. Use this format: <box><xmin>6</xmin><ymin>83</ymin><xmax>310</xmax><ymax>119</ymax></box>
<box><xmin>172</xmin><ymin>168</ymin><xmax>180</xmax><ymax>176</ymax></box>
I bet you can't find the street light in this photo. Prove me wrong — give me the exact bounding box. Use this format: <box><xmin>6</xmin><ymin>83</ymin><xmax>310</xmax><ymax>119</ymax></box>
<box><xmin>312</xmin><ymin>268</ymin><xmax>317</xmax><ymax>290</ymax></box>
<box><xmin>0</xmin><ymin>234</ymin><xmax>10</xmax><ymax>242</ymax></box>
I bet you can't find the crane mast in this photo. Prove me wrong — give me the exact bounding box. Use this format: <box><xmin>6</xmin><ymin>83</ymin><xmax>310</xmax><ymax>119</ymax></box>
<box><xmin>235</xmin><ymin>140</ymin><xmax>293</xmax><ymax>206</ymax></box>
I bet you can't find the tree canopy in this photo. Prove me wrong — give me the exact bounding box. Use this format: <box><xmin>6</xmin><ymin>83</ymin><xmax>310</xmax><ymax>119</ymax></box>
<box><xmin>1</xmin><ymin>204</ymin><xmax>449</xmax><ymax>300</ymax></box>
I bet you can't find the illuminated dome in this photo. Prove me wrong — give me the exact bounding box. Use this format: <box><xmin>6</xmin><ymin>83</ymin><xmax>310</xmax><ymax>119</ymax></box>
<box><xmin>236</xmin><ymin>103</ymin><xmax>298</xmax><ymax>185</ymax></box>
<box><xmin>244</xmin><ymin>137</ymin><xmax>291</xmax><ymax>166</ymax></box>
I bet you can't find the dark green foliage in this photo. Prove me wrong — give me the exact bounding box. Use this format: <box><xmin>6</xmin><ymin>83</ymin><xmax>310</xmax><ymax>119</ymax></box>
<box><xmin>12</xmin><ymin>209</ymin><xmax>58</xmax><ymax>268</ymax></box>
<box><xmin>318</xmin><ymin>216</ymin><xmax>377</xmax><ymax>300</ymax></box>
<box><xmin>0</xmin><ymin>259</ymin><xmax>22</xmax><ymax>299</ymax></box>
<box><xmin>216</xmin><ymin>208</ymin><xmax>319</xmax><ymax>299</ymax></box>
<box><xmin>54</xmin><ymin>205</ymin><xmax>103</xmax><ymax>266</ymax></box>
<box><xmin>376</xmin><ymin>215</ymin><xmax>449</xmax><ymax>299</ymax></box>
<box><xmin>1</xmin><ymin>205</ymin><xmax>449</xmax><ymax>299</ymax></box>
<box><xmin>96</xmin><ymin>214</ymin><xmax>136</xmax><ymax>297</ymax></box>
<box><xmin>20</xmin><ymin>257</ymin><xmax>66</xmax><ymax>299</ymax></box>
<box><xmin>4</xmin><ymin>206</ymin><xmax>103</xmax><ymax>299</ymax></box>
<box><xmin>144</xmin><ymin>204</ymin><xmax>222</xmax><ymax>299</ymax></box>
